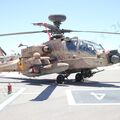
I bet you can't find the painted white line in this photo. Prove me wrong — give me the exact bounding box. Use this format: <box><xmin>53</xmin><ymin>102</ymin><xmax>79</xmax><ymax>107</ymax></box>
<box><xmin>13</xmin><ymin>93</ymin><xmax>40</xmax><ymax>95</ymax></box>
<box><xmin>0</xmin><ymin>93</ymin><xmax>39</xmax><ymax>95</ymax></box>
<box><xmin>0</xmin><ymin>87</ymin><xmax>26</xmax><ymax>111</ymax></box>
<box><xmin>66</xmin><ymin>90</ymin><xmax>76</xmax><ymax>105</ymax></box>
<box><xmin>90</xmin><ymin>92</ymin><xmax>106</xmax><ymax>100</ymax></box>
<box><xmin>67</xmin><ymin>88</ymin><xmax>120</xmax><ymax>91</ymax></box>
<box><xmin>69</xmin><ymin>103</ymin><xmax>120</xmax><ymax>106</ymax></box>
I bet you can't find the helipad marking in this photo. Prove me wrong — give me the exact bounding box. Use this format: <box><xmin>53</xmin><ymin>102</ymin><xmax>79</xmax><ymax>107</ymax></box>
<box><xmin>66</xmin><ymin>88</ymin><xmax>120</xmax><ymax>106</ymax></box>
<box><xmin>0</xmin><ymin>87</ymin><xmax>26</xmax><ymax>111</ymax></box>
<box><xmin>90</xmin><ymin>92</ymin><xmax>106</xmax><ymax>100</ymax></box>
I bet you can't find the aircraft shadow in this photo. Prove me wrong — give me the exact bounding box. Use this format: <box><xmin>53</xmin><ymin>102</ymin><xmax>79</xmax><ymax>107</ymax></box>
<box><xmin>77</xmin><ymin>80</ymin><xmax>120</xmax><ymax>88</ymax></box>
<box><xmin>0</xmin><ymin>76</ymin><xmax>120</xmax><ymax>88</ymax></box>
<box><xmin>0</xmin><ymin>76</ymin><xmax>120</xmax><ymax>101</ymax></box>
<box><xmin>31</xmin><ymin>84</ymin><xmax>57</xmax><ymax>101</ymax></box>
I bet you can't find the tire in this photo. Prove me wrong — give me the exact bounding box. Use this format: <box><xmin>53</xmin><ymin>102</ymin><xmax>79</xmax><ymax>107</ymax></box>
<box><xmin>75</xmin><ymin>73</ymin><xmax>83</xmax><ymax>82</ymax></box>
<box><xmin>56</xmin><ymin>74</ymin><xmax>65</xmax><ymax>84</ymax></box>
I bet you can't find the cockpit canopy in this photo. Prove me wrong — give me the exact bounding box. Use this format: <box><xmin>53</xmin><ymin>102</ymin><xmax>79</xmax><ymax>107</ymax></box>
<box><xmin>65</xmin><ymin>37</ymin><xmax>104</xmax><ymax>55</ymax></box>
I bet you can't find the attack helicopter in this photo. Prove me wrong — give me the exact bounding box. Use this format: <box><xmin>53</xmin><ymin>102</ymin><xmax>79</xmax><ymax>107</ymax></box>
<box><xmin>0</xmin><ymin>14</ymin><xmax>120</xmax><ymax>84</ymax></box>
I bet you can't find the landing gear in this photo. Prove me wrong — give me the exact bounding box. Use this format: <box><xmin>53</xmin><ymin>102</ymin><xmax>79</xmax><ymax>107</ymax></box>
<box><xmin>75</xmin><ymin>73</ymin><xmax>84</xmax><ymax>82</ymax></box>
<box><xmin>81</xmin><ymin>69</ymin><xmax>92</xmax><ymax>78</ymax></box>
<box><xmin>56</xmin><ymin>74</ymin><xmax>65</xmax><ymax>84</ymax></box>
<box><xmin>75</xmin><ymin>69</ymin><xmax>93</xmax><ymax>82</ymax></box>
<box><xmin>56</xmin><ymin>73</ymin><xmax>70</xmax><ymax>84</ymax></box>
<box><xmin>56</xmin><ymin>69</ymin><xmax>93</xmax><ymax>84</ymax></box>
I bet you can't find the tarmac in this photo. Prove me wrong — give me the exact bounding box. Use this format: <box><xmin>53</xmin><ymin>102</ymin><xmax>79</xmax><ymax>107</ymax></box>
<box><xmin>0</xmin><ymin>64</ymin><xmax>120</xmax><ymax>120</ymax></box>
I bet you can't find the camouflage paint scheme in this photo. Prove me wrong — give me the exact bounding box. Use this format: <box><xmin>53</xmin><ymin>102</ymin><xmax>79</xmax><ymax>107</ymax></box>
<box><xmin>44</xmin><ymin>38</ymin><xmax>109</xmax><ymax>71</ymax></box>
<box><xmin>0</xmin><ymin>37</ymin><xmax>118</xmax><ymax>77</ymax></box>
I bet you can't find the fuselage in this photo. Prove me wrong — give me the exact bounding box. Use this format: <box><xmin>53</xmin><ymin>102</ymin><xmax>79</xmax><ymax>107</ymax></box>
<box><xmin>0</xmin><ymin>37</ymin><xmax>118</xmax><ymax>77</ymax></box>
<box><xmin>44</xmin><ymin>37</ymin><xmax>109</xmax><ymax>71</ymax></box>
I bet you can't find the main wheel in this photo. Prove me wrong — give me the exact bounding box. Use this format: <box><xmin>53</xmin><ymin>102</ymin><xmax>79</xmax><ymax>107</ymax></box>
<box><xmin>56</xmin><ymin>74</ymin><xmax>65</xmax><ymax>84</ymax></box>
<box><xmin>75</xmin><ymin>73</ymin><xmax>83</xmax><ymax>82</ymax></box>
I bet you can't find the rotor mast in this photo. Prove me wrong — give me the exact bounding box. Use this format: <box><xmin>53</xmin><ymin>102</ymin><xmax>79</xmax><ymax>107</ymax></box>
<box><xmin>48</xmin><ymin>15</ymin><xmax>67</xmax><ymax>39</ymax></box>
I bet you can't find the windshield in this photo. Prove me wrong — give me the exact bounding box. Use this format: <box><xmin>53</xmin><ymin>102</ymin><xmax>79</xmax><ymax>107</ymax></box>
<box><xmin>79</xmin><ymin>40</ymin><xmax>104</xmax><ymax>55</ymax></box>
<box><xmin>81</xmin><ymin>40</ymin><xmax>104</xmax><ymax>51</ymax></box>
<box><xmin>66</xmin><ymin>37</ymin><xmax>78</xmax><ymax>51</ymax></box>
<box><xmin>93</xmin><ymin>43</ymin><xmax>104</xmax><ymax>51</ymax></box>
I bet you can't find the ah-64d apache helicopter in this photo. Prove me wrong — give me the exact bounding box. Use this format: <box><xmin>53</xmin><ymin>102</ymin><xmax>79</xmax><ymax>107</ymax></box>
<box><xmin>0</xmin><ymin>14</ymin><xmax>120</xmax><ymax>84</ymax></box>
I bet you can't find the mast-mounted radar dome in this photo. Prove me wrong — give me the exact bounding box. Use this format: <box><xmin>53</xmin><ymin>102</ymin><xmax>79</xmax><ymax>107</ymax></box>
<box><xmin>48</xmin><ymin>15</ymin><xmax>66</xmax><ymax>28</ymax></box>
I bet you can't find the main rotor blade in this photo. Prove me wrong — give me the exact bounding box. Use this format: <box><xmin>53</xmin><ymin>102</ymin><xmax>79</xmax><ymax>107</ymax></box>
<box><xmin>0</xmin><ymin>31</ymin><xmax>45</xmax><ymax>36</ymax></box>
<box><xmin>68</xmin><ymin>30</ymin><xmax>120</xmax><ymax>35</ymax></box>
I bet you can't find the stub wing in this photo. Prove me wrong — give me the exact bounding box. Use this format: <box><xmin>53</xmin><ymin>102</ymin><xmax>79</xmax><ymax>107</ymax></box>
<box><xmin>0</xmin><ymin>59</ymin><xmax>19</xmax><ymax>72</ymax></box>
<box><xmin>22</xmin><ymin>62</ymin><xmax>69</xmax><ymax>77</ymax></box>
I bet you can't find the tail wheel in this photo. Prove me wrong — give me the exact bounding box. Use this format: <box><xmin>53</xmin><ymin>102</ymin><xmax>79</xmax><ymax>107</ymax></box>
<box><xmin>75</xmin><ymin>73</ymin><xmax>84</xmax><ymax>82</ymax></box>
<box><xmin>56</xmin><ymin>74</ymin><xmax>65</xmax><ymax>84</ymax></box>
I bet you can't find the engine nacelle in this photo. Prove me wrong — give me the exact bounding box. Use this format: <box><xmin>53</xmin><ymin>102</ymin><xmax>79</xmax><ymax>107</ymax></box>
<box><xmin>108</xmin><ymin>50</ymin><xmax>120</xmax><ymax>64</ymax></box>
<box><xmin>42</xmin><ymin>46</ymin><xmax>52</xmax><ymax>53</ymax></box>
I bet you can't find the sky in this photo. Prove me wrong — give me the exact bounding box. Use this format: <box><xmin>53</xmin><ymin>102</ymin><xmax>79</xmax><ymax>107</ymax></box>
<box><xmin>0</xmin><ymin>0</ymin><xmax>120</xmax><ymax>55</ymax></box>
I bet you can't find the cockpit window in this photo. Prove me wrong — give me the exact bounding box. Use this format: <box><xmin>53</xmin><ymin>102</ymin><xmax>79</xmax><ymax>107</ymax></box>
<box><xmin>79</xmin><ymin>41</ymin><xmax>96</xmax><ymax>55</ymax></box>
<box><xmin>65</xmin><ymin>38</ymin><xmax>104</xmax><ymax>55</ymax></box>
<box><xmin>79</xmin><ymin>40</ymin><xmax>104</xmax><ymax>55</ymax></box>
<box><xmin>94</xmin><ymin>43</ymin><xmax>104</xmax><ymax>51</ymax></box>
<box><xmin>66</xmin><ymin>40</ymin><xmax>78</xmax><ymax>51</ymax></box>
